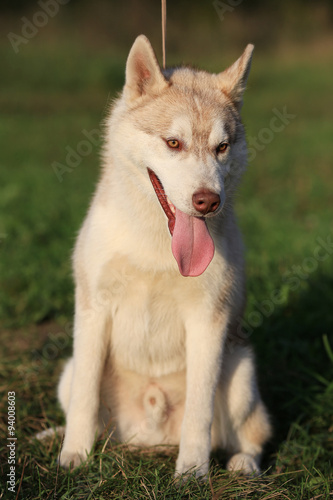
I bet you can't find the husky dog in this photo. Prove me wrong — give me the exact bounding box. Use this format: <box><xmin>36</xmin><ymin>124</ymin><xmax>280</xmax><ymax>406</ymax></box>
<box><xmin>58</xmin><ymin>35</ymin><xmax>271</xmax><ymax>478</ymax></box>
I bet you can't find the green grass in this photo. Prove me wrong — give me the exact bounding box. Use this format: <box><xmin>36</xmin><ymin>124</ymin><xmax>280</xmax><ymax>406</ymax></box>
<box><xmin>0</xmin><ymin>42</ymin><xmax>332</xmax><ymax>499</ymax></box>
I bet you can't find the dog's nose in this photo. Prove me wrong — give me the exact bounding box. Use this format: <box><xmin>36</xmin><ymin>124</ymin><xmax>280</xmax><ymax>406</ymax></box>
<box><xmin>192</xmin><ymin>190</ymin><xmax>221</xmax><ymax>215</ymax></box>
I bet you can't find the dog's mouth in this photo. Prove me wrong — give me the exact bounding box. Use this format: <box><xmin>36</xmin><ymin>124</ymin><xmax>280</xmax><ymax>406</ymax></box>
<box><xmin>147</xmin><ymin>168</ymin><xmax>215</xmax><ymax>277</ymax></box>
<box><xmin>148</xmin><ymin>168</ymin><xmax>176</xmax><ymax>235</ymax></box>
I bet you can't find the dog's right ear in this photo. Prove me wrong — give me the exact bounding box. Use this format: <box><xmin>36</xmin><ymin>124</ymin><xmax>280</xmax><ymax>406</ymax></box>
<box><xmin>124</xmin><ymin>35</ymin><xmax>168</xmax><ymax>103</ymax></box>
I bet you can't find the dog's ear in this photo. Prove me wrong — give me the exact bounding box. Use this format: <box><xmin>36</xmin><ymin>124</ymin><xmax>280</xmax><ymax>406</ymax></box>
<box><xmin>216</xmin><ymin>44</ymin><xmax>254</xmax><ymax>110</ymax></box>
<box><xmin>125</xmin><ymin>35</ymin><xmax>168</xmax><ymax>103</ymax></box>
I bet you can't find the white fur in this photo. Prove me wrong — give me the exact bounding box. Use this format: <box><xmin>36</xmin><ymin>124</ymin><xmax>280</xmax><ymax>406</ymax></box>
<box><xmin>208</xmin><ymin>119</ymin><xmax>228</xmax><ymax>149</ymax></box>
<box><xmin>167</xmin><ymin>115</ymin><xmax>193</xmax><ymax>147</ymax></box>
<box><xmin>57</xmin><ymin>35</ymin><xmax>271</xmax><ymax>478</ymax></box>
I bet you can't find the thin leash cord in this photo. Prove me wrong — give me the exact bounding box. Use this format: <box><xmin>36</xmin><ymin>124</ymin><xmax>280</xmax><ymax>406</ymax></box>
<box><xmin>161</xmin><ymin>0</ymin><xmax>166</xmax><ymax>69</ymax></box>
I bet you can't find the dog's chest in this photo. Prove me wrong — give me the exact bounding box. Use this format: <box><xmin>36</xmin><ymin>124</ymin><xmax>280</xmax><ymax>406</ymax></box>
<box><xmin>99</xmin><ymin>258</ymin><xmax>194</xmax><ymax>377</ymax></box>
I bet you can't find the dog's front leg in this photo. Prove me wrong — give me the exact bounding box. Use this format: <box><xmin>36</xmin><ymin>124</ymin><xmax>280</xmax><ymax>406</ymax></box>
<box><xmin>175</xmin><ymin>309</ymin><xmax>227</xmax><ymax>479</ymax></box>
<box><xmin>59</xmin><ymin>301</ymin><xmax>108</xmax><ymax>468</ymax></box>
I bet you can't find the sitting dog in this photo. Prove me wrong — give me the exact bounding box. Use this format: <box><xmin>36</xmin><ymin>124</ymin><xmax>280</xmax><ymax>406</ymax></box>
<box><xmin>57</xmin><ymin>35</ymin><xmax>271</xmax><ymax>478</ymax></box>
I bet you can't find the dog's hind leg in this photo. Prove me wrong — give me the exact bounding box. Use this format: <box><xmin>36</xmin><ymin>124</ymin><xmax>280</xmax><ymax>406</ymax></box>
<box><xmin>225</xmin><ymin>399</ymin><xmax>271</xmax><ymax>474</ymax></box>
<box><xmin>212</xmin><ymin>344</ymin><xmax>272</xmax><ymax>475</ymax></box>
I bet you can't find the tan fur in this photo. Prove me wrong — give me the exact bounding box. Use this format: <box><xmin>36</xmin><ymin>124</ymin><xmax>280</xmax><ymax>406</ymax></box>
<box><xmin>57</xmin><ymin>35</ymin><xmax>271</xmax><ymax>478</ymax></box>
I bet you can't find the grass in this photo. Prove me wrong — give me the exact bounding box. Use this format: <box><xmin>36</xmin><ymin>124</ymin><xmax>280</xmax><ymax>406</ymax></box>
<box><xmin>0</xmin><ymin>40</ymin><xmax>332</xmax><ymax>499</ymax></box>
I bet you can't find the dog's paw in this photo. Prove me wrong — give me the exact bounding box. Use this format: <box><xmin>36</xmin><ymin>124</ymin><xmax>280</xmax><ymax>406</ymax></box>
<box><xmin>174</xmin><ymin>467</ymin><xmax>208</xmax><ymax>485</ymax></box>
<box><xmin>175</xmin><ymin>456</ymin><xmax>209</xmax><ymax>482</ymax></box>
<box><xmin>58</xmin><ymin>449</ymin><xmax>87</xmax><ymax>469</ymax></box>
<box><xmin>227</xmin><ymin>453</ymin><xmax>260</xmax><ymax>476</ymax></box>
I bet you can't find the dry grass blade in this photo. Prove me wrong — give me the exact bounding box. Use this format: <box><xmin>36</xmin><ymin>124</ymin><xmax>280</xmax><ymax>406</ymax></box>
<box><xmin>15</xmin><ymin>455</ymin><xmax>27</xmax><ymax>500</ymax></box>
<box><xmin>99</xmin><ymin>429</ymin><xmax>114</xmax><ymax>486</ymax></box>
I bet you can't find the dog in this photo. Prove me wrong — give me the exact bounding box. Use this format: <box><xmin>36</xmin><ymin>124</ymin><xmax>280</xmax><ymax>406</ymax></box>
<box><xmin>57</xmin><ymin>34</ymin><xmax>271</xmax><ymax>478</ymax></box>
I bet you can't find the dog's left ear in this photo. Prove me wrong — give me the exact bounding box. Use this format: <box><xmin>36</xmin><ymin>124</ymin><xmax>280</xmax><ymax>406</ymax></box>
<box><xmin>216</xmin><ymin>44</ymin><xmax>254</xmax><ymax>109</ymax></box>
<box><xmin>124</xmin><ymin>34</ymin><xmax>168</xmax><ymax>103</ymax></box>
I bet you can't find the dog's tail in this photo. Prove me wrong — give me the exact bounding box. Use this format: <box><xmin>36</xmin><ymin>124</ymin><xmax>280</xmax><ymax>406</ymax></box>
<box><xmin>32</xmin><ymin>426</ymin><xmax>65</xmax><ymax>442</ymax></box>
<box><xmin>143</xmin><ymin>385</ymin><xmax>168</xmax><ymax>425</ymax></box>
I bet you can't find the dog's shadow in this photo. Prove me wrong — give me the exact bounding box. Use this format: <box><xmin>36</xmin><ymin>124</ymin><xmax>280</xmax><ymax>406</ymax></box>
<box><xmin>248</xmin><ymin>270</ymin><xmax>333</xmax><ymax>470</ymax></box>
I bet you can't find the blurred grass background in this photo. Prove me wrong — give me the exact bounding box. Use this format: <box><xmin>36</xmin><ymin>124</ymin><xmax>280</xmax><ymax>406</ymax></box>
<box><xmin>0</xmin><ymin>0</ymin><xmax>332</xmax><ymax>498</ymax></box>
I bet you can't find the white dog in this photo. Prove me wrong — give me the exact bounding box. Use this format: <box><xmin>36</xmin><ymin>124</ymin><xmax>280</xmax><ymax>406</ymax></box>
<box><xmin>57</xmin><ymin>35</ymin><xmax>271</xmax><ymax>478</ymax></box>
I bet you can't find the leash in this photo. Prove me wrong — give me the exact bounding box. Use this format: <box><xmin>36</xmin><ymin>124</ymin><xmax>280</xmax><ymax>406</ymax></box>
<box><xmin>161</xmin><ymin>0</ymin><xmax>167</xmax><ymax>69</ymax></box>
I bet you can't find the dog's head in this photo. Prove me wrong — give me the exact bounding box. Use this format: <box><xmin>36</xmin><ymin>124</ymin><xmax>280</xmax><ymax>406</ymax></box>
<box><xmin>112</xmin><ymin>35</ymin><xmax>253</xmax><ymax>276</ymax></box>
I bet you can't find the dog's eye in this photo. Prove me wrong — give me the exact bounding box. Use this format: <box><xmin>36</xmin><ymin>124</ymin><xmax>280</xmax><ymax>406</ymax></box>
<box><xmin>216</xmin><ymin>142</ymin><xmax>229</xmax><ymax>154</ymax></box>
<box><xmin>166</xmin><ymin>139</ymin><xmax>180</xmax><ymax>149</ymax></box>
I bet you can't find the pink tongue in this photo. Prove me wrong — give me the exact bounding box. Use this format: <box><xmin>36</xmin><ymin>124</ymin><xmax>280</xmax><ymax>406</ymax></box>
<box><xmin>171</xmin><ymin>208</ymin><xmax>215</xmax><ymax>277</ymax></box>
